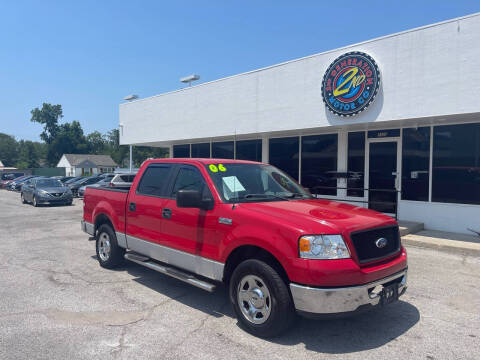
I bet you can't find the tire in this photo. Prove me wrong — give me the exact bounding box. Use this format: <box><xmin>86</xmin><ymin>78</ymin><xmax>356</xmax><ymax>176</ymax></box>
<box><xmin>229</xmin><ymin>259</ymin><xmax>295</xmax><ymax>338</ymax></box>
<box><xmin>95</xmin><ymin>224</ymin><xmax>125</xmax><ymax>269</ymax></box>
<box><xmin>21</xmin><ymin>193</ymin><xmax>26</xmax><ymax>204</ymax></box>
<box><xmin>32</xmin><ymin>195</ymin><xmax>38</xmax><ymax>207</ymax></box>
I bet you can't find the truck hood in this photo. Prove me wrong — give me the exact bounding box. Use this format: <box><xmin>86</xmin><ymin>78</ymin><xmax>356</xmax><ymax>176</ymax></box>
<box><xmin>238</xmin><ymin>199</ymin><xmax>396</xmax><ymax>235</ymax></box>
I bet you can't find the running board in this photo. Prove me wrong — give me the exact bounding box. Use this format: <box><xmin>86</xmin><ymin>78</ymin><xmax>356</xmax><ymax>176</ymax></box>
<box><xmin>124</xmin><ymin>252</ymin><xmax>216</xmax><ymax>292</ymax></box>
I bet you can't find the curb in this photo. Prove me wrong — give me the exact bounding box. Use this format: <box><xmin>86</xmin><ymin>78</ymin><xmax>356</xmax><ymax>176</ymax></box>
<box><xmin>402</xmin><ymin>235</ymin><xmax>480</xmax><ymax>257</ymax></box>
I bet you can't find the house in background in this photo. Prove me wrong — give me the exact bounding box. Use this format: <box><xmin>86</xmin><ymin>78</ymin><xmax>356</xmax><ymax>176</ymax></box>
<box><xmin>56</xmin><ymin>154</ymin><xmax>117</xmax><ymax>176</ymax></box>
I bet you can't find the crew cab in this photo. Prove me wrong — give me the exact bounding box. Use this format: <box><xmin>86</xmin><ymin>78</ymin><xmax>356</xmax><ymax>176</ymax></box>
<box><xmin>82</xmin><ymin>158</ymin><xmax>407</xmax><ymax>337</ymax></box>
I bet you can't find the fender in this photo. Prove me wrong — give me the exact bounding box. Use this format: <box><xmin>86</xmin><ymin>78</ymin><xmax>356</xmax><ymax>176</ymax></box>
<box><xmin>219</xmin><ymin>222</ymin><xmax>299</xmax><ymax>278</ymax></box>
<box><xmin>93</xmin><ymin>200</ymin><xmax>120</xmax><ymax>232</ymax></box>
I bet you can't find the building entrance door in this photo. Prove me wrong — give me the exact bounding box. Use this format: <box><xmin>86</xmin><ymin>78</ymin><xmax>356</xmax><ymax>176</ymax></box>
<box><xmin>367</xmin><ymin>140</ymin><xmax>400</xmax><ymax>215</ymax></box>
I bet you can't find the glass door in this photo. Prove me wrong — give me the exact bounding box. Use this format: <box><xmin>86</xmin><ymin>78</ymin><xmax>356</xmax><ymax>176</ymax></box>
<box><xmin>367</xmin><ymin>140</ymin><xmax>400</xmax><ymax>214</ymax></box>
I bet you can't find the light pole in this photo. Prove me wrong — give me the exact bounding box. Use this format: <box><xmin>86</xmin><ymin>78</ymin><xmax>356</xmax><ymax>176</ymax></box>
<box><xmin>123</xmin><ymin>95</ymin><xmax>139</xmax><ymax>172</ymax></box>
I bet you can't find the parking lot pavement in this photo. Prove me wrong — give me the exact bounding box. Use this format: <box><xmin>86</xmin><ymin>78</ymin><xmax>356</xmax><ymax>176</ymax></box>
<box><xmin>0</xmin><ymin>190</ymin><xmax>479</xmax><ymax>360</ymax></box>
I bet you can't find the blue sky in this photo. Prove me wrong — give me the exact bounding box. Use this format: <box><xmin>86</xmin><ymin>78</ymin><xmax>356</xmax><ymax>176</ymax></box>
<box><xmin>1</xmin><ymin>1</ymin><xmax>479</xmax><ymax>141</ymax></box>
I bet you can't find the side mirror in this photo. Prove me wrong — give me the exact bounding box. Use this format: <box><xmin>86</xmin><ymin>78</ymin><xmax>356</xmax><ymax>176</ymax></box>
<box><xmin>176</xmin><ymin>190</ymin><xmax>213</xmax><ymax>210</ymax></box>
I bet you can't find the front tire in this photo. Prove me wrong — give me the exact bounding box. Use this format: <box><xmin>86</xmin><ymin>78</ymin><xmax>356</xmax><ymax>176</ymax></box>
<box><xmin>21</xmin><ymin>193</ymin><xmax>26</xmax><ymax>204</ymax></box>
<box><xmin>95</xmin><ymin>224</ymin><xmax>125</xmax><ymax>269</ymax></box>
<box><xmin>229</xmin><ymin>259</ymin><xmax>295</xmax><ymax>338</ymax></box>
<box><xmin>32</xmin><ymin>195</ymin><xmax>38</xmax><ymax>207</ymax></box>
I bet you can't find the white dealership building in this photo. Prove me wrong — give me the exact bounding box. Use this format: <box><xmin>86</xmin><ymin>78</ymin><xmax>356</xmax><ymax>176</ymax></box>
<box><xmin>119</xmin><ymin>13</ymin><xmax>480</xmax><ymax>234</ymax></box>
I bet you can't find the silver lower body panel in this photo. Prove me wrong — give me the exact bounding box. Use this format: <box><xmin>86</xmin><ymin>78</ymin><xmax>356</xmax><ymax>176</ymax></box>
<box><xmin>290</xmin><ymin>269</ymin><xmax>407</xmax><ymax>314</ymax></box>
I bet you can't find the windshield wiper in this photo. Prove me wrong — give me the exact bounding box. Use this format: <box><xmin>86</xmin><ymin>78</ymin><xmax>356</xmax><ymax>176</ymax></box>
<box><xmin>285</xmin><ymin>192</ymin><xmax>312</xmax><ymax>199</ymax></box>
<box><xmin>244</xmin><ymin>193</ymin><xmax>289</xmax><ymax>201</ymax></box>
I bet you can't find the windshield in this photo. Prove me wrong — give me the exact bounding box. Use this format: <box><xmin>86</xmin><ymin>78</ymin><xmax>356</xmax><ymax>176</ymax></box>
<box><xmin>204</xmin><ymin>163</ymin><xmax>312</xmax><ymax>203</ymax></box>
<box><xmin>36</xmin><ymin>179</ymin><xmax>63</xmax><ymax>187</ymax></box>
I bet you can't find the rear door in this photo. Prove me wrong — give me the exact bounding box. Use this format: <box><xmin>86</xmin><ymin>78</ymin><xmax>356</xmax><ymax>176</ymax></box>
<box><xmin>125</xmin><ymin>163</ymin><xmax>174</xmax><ymax>246</ymax></box>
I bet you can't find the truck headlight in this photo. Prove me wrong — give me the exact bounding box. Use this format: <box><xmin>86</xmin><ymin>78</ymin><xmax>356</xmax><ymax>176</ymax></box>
<box><xmin>299</xmin><ymin>235</ymin><xmax>350</xmax><ymax>259</ymax></box>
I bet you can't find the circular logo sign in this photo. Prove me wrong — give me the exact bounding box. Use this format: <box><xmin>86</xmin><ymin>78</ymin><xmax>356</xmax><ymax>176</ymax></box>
<box><xmin>322</xmin><ymin>52</ymin><xmax>380</xmax><ymax>116</ymax></box>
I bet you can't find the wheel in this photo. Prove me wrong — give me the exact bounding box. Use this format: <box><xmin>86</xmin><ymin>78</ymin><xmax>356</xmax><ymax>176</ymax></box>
<box><xmin>95</xmin><ymin>224</ymin><xmax>125</xmax><ymax>269</ymax></box>
<box><xmin>21</xmin><ymin>193</ymin><xmax>26</xmax><ymax>204</ymax></box>
<box><xmin>229</xmin><ymin>259</ymin><xmax>295</xmax><ymax>338</ymax></box>
<box><xmin>32</xmin><ymin>195</ymin><xmax>38</xmax><ymax>207</ymax></box>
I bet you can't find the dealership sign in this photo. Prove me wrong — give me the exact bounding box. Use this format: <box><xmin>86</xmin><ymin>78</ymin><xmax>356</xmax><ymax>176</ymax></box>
<box><xmin>321</xmin><ymin>52</ymin><xmax>380</xmax><ymax>116</ymax></box>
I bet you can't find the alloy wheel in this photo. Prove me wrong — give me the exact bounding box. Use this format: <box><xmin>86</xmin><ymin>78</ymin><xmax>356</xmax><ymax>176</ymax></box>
<box><xmin>97</xmin><ymin>232</ymin><xmax>111</xmax><ymax>261</ymax></box>
<box><xmin>237</xmin><ymin>274</ymin><xmax>272</xmax><ymax>324</ymax></box>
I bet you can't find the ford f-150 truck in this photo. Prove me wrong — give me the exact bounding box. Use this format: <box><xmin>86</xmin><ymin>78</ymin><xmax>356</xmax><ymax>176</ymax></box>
<box><xmin>82</xmin><ymin>158</ymin><xmax>407</xmax><ymax>337</ymax></box>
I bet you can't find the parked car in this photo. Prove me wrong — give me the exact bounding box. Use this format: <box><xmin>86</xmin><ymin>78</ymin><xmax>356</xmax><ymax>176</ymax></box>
<box><xmin>68</xmin><ymin>176</ymin><xmax>104</xmax><ymax>197</ymax></box>
<box><xmin>21</xmin><ymin>177</ymin><xmax>73</xmax><ymax>206</ymax></box>
<box><xmin>109</xmin><ymin>173</ymin><xmax>136</xmax><ymax>188</ymax></box>
<box><xmin>1</xmin><ymin>173</ymin><xmax>26</xmax><ymax>189</ymax></box>
<box><xmin>58</xmin><ymin>176</ymin><xmax>75</xmax><ymax>183</ymax></box>
<box><xmin>78</xmin><ymin>174</ymin><xmax>115</xmax><ymax>197</ymax></box>
<box><xmin>9</xmin><ymin>176</ymin><xmax>38</xmax><ymax>191</ymax></box>
<box><xmin>82</xmin><ymin>159</ymin><xmax>408</xmax><ymax>338</ymax></box>
<box><xmin>64</xmin><ymin>176</ymin><xmax>85</xmax><ymax>185</ymax></box>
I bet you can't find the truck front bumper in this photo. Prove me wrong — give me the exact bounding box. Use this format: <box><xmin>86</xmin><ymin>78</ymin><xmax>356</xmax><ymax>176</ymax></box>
<box><xmin>290</xmin><ymin>268</ymin><xmax>407</xmax><ymax>315</ymax></box>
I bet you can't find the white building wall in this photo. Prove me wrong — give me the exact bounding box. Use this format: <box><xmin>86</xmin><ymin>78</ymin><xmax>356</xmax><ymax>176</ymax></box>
<box><xmin>119</xmin><ymin>14</ymin><xmax>480</xmax><ymax>146</ymax></box>
<box><xmin>398</xmin><ymin>201</ymin><xmax>479</xmax><ymax>234</ymax></box>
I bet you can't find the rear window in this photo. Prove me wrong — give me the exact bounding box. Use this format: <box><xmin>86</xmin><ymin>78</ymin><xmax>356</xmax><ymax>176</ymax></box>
<box><xmin>137</xmin><ymin>166</ymin><xmax>172</xmax><ymax>197</ymax></box>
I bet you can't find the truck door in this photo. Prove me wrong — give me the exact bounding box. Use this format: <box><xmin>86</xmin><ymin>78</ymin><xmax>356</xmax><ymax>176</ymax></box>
<box><xmin>161</xmin><ymin>165</ymin><xmax>218</xmax><ymax>258</ymax></box>
<box><xmin>125</xmin><ymin>163</ymin><xmax>174</xmax><ymax>247</ymax></box>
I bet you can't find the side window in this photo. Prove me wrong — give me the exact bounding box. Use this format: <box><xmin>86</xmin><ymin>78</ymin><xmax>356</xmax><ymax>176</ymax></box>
<box><xmin>172</xmin><ymin>166</ymin><xmax>211</xmax><ymax>199</ymax></box>
<box><xmin>137</xmin><ymin>165</ymin><xmax>172</xmax><ymax>197</ymax></box>
<box><xmin>120</xmin><ymin>175</ymin><xmax>135</xmax><ymax>182</ymax></box>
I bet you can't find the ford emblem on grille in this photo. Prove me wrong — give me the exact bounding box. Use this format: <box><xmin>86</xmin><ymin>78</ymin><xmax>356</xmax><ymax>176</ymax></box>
<box><xmin>375</xmin><ymin>237</ymin><xmax>388</xmax><ymax>248</ymax></box>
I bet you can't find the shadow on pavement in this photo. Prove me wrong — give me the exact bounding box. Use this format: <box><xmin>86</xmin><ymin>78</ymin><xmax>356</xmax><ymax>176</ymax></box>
<box><xmin>117</xmin><ymin>261</ymin><xmax>419</xmax><ymax>353</ymax></box>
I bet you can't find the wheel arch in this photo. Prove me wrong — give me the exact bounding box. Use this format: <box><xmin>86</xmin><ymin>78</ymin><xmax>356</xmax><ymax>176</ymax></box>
<box><xmin>94</xmin><ymin>213</ymin><xmax>114</xmax><ymax>237</ymax></box>
<box><xmin>223</xmin><ymin>245</ymin><xmax>290</xmax><ymax>285</ymax></box>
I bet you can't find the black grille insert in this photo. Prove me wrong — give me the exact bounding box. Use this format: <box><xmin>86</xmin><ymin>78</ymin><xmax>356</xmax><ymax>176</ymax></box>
<box><xmin>350</xmin><ymin>225</ymin><xmax>400</xmax><ymax>263</ymax></box>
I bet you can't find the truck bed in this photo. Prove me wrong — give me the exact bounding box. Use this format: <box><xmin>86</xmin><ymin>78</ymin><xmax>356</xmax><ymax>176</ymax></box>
<box><xmin>83</xmin><ymin>186</ymin><xmax>129</xmax><ymax>234</ymax></box>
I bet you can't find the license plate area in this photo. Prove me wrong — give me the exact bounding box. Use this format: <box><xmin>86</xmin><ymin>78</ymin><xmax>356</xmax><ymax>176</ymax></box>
<box><xmin>380</xmin><ymin>283</ymin><xmax>399</xmax><ymax>306</ymax></box>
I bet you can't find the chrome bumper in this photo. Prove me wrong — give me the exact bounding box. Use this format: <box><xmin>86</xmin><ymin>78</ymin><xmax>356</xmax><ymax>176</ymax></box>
<box><xmin>290</xmin><ymin>269</ymin><xmax>407</xmax><ymax>314</ymax></box>
<box><xmin>81</xmin><ymin>220</ymin><xmax>95</xmax><ymax>236</ymax></box>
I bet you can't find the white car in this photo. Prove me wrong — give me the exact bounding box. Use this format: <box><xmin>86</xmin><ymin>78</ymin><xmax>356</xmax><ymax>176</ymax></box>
<box><xmin>78</xmin><ymin>174</ymin><xmax>115</xmax><ymax>197</ymax></box>
<box><xmin>109</xmin><ymin>173</ymin><xmax>136</xmax><ymax>188</ymax></box>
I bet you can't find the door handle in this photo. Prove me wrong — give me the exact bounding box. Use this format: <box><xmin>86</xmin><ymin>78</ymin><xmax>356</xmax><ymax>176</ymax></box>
<box><xmin>162</xmin><ymin>208</ymin><xmax>172</xmax><ymax>219</ymax></box>
<box><xmin>129</xmin><ymin>202</ymin><xmax>136</xmax><ymax>212</ymax></box>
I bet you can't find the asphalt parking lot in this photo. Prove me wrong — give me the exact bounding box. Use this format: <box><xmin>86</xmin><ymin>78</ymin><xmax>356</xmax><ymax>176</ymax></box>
<box><xmin>0</xmin><ymin>190</ymin><xmax>479</xmax><ymax>360</ymax></box>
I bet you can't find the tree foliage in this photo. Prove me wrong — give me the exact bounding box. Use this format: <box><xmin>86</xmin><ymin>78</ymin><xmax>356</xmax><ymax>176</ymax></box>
<box><xmin>30</xmin><ymin>103</ymin><xmax>63</xmax><ymax>144</ymax></box>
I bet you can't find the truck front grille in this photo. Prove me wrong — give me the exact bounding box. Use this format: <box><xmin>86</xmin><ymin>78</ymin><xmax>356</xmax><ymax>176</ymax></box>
<box><xmin>350</xmin><ymin>225</ymin><xmax>400</xmax><ymax>263</ymax></box>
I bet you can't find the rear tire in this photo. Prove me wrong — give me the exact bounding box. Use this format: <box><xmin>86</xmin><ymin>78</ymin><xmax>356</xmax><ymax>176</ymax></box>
<box><xmin>21</xmin><ymin>193</ymin><xmax>26</xmax><ymax>204</ymax></box>
<box><xmin>96</xmin><ymin>224</ymin><xmax>125</xmax><ymax>269</ymax></box>
<box><xmin>229</xmin><ymin>259</ymin><xmax>295</xmax><ymax>338</ymax></box>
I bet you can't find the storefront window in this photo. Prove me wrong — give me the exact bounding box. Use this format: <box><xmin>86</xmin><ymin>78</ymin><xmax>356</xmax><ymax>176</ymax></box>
<box><xmin>432</xmin><ymin>123</ymin><xmax>480</xmax><ymax>205</ymax></box>
<box><xmin>235</xmin><ymin>139</ymin><xmax>262</xmax><ymax>162</ymax></box>
<box><xmin>191</xmin><ymin>143</ymin><xmax>210</xmax><ymax>158</ymax></box>
<box><xmin>269</xmin><ymin>137</ymin><xmax>299</xmax><ymax>181</ymax></box>
<box><xmin>212</xmin><ymin>141</ymin><xmax>234</xmax><ymax>159</ymax></box>
<box><xmin>402</xmin><ymin>127</ymin><xmax>430</xmax><ymax>201</ymax></box>
<box><xmin>173</xmin><ymin>144</ymin><xmax>190</xmax><ymax>158</ymax></box>
<box><xmin>347</xmin><ymin>132</ymin><xmax>365</xmax><ymax>197</ymax></box>
<box><xmin>301</xmin><ymin>134</ymin><xmax>338</xmax><ymax>196</ymax></box>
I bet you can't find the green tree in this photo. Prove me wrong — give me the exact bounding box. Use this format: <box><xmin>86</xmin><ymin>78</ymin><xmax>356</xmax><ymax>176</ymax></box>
<box><xmin>47</xmin><ymin>121</ymin><xmax>88</xmax><ymax>165</ymax></box>
<box><xmin>86</xmin><ymin>131</ymin><xmax>106</xmax><ymax>154</ymax></box>
<box><xmin>105</xmin><ymin>129</ymin><xmax>129</xmax><ymax>166</ymax></box>
<box><xmin>16</xmin><ymin>140</ymin><xmax>40</xmax><ymax>168</ymax></box>
<box><xmin>30</xmin><ymin>103</ymin><xmax>63</xmax><ymax>144</ymax></box>
<box><xmin>0</xmin><ymin>133</ymin><xmax>19</xmax><ymax>167</ymax></box>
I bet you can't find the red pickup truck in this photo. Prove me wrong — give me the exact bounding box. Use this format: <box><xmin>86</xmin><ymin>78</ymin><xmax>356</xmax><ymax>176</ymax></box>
<box><xmin>82</xmin><ymin>158</ymin><xmax>407</xmax><ymax>337</ymax></box>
